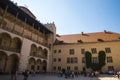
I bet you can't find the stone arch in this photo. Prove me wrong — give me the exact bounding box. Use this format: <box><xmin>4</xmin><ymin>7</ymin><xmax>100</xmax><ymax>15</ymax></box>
<box><xmin>36</xmin><ymin>59</ymin><xmax>42</xmax><ymax>64</ymax></box>
<box><xmin>0</xmin><ymin>51</ymin><xmax>7</xmax><ymax>73</ymax></box>
<box><xmin>6</xmin><ymin>54</ymin><xmax>19</xmax><ymax>73</ymax></box>
<box><xmin>43</xmin><ymin>49</ymin><xmax>48</xmax><ymax>59</ymax></box>
<box><xmin>11</xmin><ymin>37</ymin><xmax>22</xmax><ymax>53</ymax></box>
<box><xmin>0</xmin><ymin>32</ymin><xmax>12</xmax><ymax>47</ymax></box>
<box><xmin>30</xmin><ymin>44</ymin><xmax>37</xmax><ymax>56</ymax></box>
<box><xmin>37</xmin><ymin>46</ymin><xmax>43</xmax><ymax>58</ymax></box>
<box><xmin>36</xmin><ymin>59</ymin><xmax>42</xmax><ymax>72</ymax></box>
<box><xmin>42</xmin><ymin>60</ymin><xmax>47</xmax><ymax>72</ymax></box>
<box><xmin>28</xmin><ymin>57</ymin><xmax>36</xmax><ymax>71</ymax></box>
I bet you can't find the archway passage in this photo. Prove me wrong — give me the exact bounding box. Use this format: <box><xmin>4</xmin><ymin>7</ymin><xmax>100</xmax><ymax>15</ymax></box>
<box><xmin>42</xmin><ymin>60</ymin><xmax>47</xmax><ymax>72</ymax></box>
<box><xmin>30</xmin><ymin>44</ymin><xmax>37</xmax><ymax>57</ymax></box>
<box><xmin>0</xmin><ymin>33</ymin><xmax>11</xmax><ymax>48</ymax></box>
<box><xmin>28</xmin><ymin>58</ymin><xmax>36</xmax><ymax>71</ymax></box>
<box><xmin>0</xmin><ymin>51</ymin><xmax>7</xmax><ymax>73</ymax></box>
<box><xmin>6</xmin><ymin>54</ymin><xmax>19</xmax><ymax>73</ymax></box>
<box><xmin>12</xmin><ymin>37</ymin><xmax>22</xmax><ymax>53</ymax></box>
<box><xmin>43</xmin><ymin>49</ymin><xmax>48</xmax><ymax>59</ymax></box>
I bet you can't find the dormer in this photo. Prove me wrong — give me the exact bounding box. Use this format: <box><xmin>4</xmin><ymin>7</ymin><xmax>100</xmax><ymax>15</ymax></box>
<box><xmin>97</xmin><ymin>39</ymin><xmax>104</xmax><ymax>42</ymax></box>
<box><xmin>77</xmin><ymin>40</ymin><xmax>83</xmax><ymax>43</ymax></box>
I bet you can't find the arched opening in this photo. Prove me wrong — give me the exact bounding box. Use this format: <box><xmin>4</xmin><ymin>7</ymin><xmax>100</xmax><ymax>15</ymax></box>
<box><xmin>42</xmin><ymin>60</ymin><xmax>47</xmax><ymax>72</ymax></box>
<box><xmin>28</xmin><ymin>58</ymin><xmax>36</xmax><ymax>71</ymax></box>
<box><xmin>43</xmin><ymin>49</ymin><xmax>48</xmax><ymax>59</ymax></box>
<box><xmin>6</xmin><ymin>54</ymin><xmax>19</xmax><ymax>73</ymax></box>
<box><xmin>0</xmin><ymin>51</ymin><xmax>7</xmax><ymax>73</ymax></box>
<box><xmin>36</xmin><ymin>59</ymin><xmax>42</xmax><ymax>73</ymax></box>
<box><xmin>0</xmin><ymin>33</ymin><xmax>11</xmax><ymax>49</ymax></box>
<box><xmin>30</xmin><ymin>44</ymin><xmax>37</xmax><ymax>57</ymax></box>
<box><xmin>37</xmin><ymin>47</ymin><xmax>42</xmax><ymax>58</ymax></box>
<box><xmin>11</xmin><ymin>37</ymin><xmax>22</xmax><ymax>53</ymax></box>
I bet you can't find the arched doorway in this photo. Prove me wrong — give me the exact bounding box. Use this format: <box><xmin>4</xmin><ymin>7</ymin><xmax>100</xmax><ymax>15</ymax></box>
<box><xmin>6</xmin><ymin>54</ymin><xmax>19</xmax><ymax>73</ymax></box>
<box><xmin>42</xmin><ymin>60</ymin><xmax>47</xmax><ymax>72</ymax></box>
<box><xmin>28</xmin><ymin>58</ymin><xmax>36</xmax><ymax>71</ymax></box>
<box><xmin>36</xmin><ymin>59</ymin><xmax>42</xmax><ymax>73</ymax></box>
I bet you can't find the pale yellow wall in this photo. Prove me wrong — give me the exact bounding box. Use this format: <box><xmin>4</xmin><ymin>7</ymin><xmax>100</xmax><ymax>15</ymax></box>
<box><xmin>53</xmin><ymin>41</ymin><xmax>120</xmax><ymax>72</ymax></box>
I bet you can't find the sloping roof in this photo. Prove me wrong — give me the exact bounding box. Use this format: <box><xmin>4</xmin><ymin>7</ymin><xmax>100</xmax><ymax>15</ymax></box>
<box><xmin>0</xmin><ymin>0</ymin><xmax>53</xmax><ymax>34</ymax></box>
<box><xmin>19</xmin><ymin>6</ymin><xmax>36</xmax><ymax>19</ymax></box>
<box><xmin>55</xmin><ymin>31</ymin><xmax>120</xmax><ymax>44</ymax></box>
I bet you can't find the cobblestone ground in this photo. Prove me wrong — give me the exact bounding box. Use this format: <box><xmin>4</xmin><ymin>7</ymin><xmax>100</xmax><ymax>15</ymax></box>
<box><xmin>0</xmin><ymin>74</ymin><xmax>119</xmax><ymax>80</ymax></box>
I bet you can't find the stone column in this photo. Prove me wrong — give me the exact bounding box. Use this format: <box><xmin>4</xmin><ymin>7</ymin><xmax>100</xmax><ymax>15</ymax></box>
<box><xmin>18</xmin><ymin>38</ymin><xmax>31</xmax><ymax>72</ymax></box>
<box><xmin>47</xmin><ymin>53</ymin><xmax>52</xmax><ymax>72</ymax></box>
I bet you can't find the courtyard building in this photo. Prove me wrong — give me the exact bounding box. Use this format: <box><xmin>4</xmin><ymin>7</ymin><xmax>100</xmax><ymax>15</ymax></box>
<box><xmin>0</xmin><ymin>0</ymin><xmax>120</xmax><ymax>74</ymax></box>
<box><xmin>53</xmin><ymin>31</ymin><xmax>120</xmax><ymax>73</ymax></box>
<box><xmin>0</xmin><ymin>0</ymin><xmax>56</xmax><ymax>73</ymax></box>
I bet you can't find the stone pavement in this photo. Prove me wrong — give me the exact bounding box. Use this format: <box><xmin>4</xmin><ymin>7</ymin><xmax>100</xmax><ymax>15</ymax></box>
<box><xmin>0</xmin><ymin>74</ymin><xmax>119</xmax><ymax>80</ymax></box>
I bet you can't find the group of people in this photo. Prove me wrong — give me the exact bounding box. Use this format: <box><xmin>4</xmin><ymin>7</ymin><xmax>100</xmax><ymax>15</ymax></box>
<box><xmin>58</xmin><ymin>71</ymin><xmax>79</xmax><ymax>78</ymax></box>
<box><xmin>87</xmin><ymin>71</ymin><xmax>99</xmax><ymax>77</ymax></box>
<box><xmin>57</xmin><ymin>70</ymin><xmax>100</xmax><ymax>79</ymax></box>
<box><xmin>11</xmin><ymin>69</ymin><xmax>36</xmax><ymax>80</ymax></box>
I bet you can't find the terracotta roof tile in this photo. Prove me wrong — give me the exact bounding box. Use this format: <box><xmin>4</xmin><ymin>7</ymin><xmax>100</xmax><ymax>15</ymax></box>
<box><xmin>55</xmin><ymin>31</ymin><xmax>120</xmax><ymax>43</ymax></box>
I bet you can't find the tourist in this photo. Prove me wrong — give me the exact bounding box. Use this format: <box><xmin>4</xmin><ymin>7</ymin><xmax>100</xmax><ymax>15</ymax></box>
<box><xmin>23</xmin><ymin>70</ymin><xmax>29</xmax><ymax>80</ymax></box>
<box><xmin>11</xmin><ymin>69</ymin><xmax>17</xmax><ymax>80</ymax></box>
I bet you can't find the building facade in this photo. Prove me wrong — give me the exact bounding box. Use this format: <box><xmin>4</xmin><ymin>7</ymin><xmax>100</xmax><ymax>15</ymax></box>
<box><xmin>0</xmin><ymin>0</ymin><xmax>55</xmax><ymax>73</ymax></box>
<box><xmin>53</xmin><ymin>31</ymin><xmax>120</xmax><ymax>73</ymax></box>
<box><xmin>0</xmin><ymin>0</ymin><xmax>120</xmax><ymax>74</ymax></box>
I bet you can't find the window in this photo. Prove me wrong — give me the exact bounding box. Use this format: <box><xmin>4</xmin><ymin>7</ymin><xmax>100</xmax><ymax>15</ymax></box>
<box><xmin>67</xmin><ymin>57</ymin><xmax>77</xmax><ymax>64</ymax></box>
<box><xmin>53</xmin><ymin>58</ymin><xmax>57</xmax><ymax>62</ymax></box>
<box><xmin>58</xmin><ymin>58</ymin><xmax>61</xmax><ymax>62</ymax></box>
<box><xmin>91</xmin><ymin>48</ymin><xmax>97</xmax><ymax>53</ymax></box>
<box><xmin>81</xmin><ymin>49</ymin><xmax>85</xmax><ymax>54</ymax></box>
<box><xmin>58</xmin><ymin>49</ymin><xmax>61</xmax><ymax>53</ymax></box>
<box><xmin>74</xmin><ymin>66</ymin><xmax>78</xmax><ymax>70</ymax></box>
<box><xmin>67</xmin><ymin>66</ymin><xmax>70</xmax><ymax>70</ymax></box>
<box><xmin>107</xmin><ymin>57</ymin><xmax>113</xmax><ymax>63</ymax></box>
<box><xmin>92</xmin><ymin>57</ymin><xmax>99</xmax><ymax>63</ymax></box>
<box><xmin>74</xmin><ymin>57</ymin><xmax>78</xmax><ymax>63</ymax></box>
<box><xmin>54</xmin><ymin>50</ymin><xmax>57</xmax><ymax>53</ymax></box>
<box><xmin>71</xmin><ymin>58</ymin><xmax>74</xmax><ymax>63</ymax></box>
<box><xmin>67</xmin><ymin>58</ymin><xmax>70</xmax><ymax>63</ymax></box>
<box><xmin>69</xmin><ymin>49</ymin><xmax>74</xmax><ymax>55</ymax></box>
<box><xmin>82</xmin><ymin>57</ymin><xmax>85</xmax><ymax>63</ymax></box>
<box><xmin>105</xmin><ymin>47</ymin><xmax>111</xmax><ymax>53</ymax></box>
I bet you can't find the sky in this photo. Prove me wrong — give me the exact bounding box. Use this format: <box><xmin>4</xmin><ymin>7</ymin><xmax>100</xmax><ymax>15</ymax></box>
<box><xmin>12</xmin><ymin>0</ymin><xmax>120</xmax><ymax>35</ymax></box>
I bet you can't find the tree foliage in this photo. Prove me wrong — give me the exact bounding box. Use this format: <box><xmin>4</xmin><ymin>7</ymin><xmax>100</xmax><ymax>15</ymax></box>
<box><xmin>85</xmin><ymin>51</ymin><xmax>92</xmax><ymax>68</ymax></box>
<box><xmin>98</xmin><ymin>51</ymin><xmax>106</xmax><ymax>67</ymax></box>
<box><xmin>85</xmin><ymin>50</ymin><xmax>106</xmax><ymax>71</ymax></box>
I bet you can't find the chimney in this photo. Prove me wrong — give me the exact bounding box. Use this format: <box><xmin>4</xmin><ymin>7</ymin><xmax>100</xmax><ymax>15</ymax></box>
<box><xmin>104</xmin><ymin>30</ymin><xmax>107</xmax><ymax>33</ymax></box>
<box><xmin>81</xmin><ymin>32</ymin><xmax>84</xmax><ymax>35</ymax></box>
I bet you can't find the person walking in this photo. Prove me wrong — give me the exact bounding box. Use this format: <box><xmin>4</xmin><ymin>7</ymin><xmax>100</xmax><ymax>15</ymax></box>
<box><xmin>23</xmin><ymin>70</ymin><xmax>29</xmax><ymax>80</ymax></box>
<box><xmin>11</xmin><ymin>69</ymin><xmax>16</xmax><ymax>80</ymax></box>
